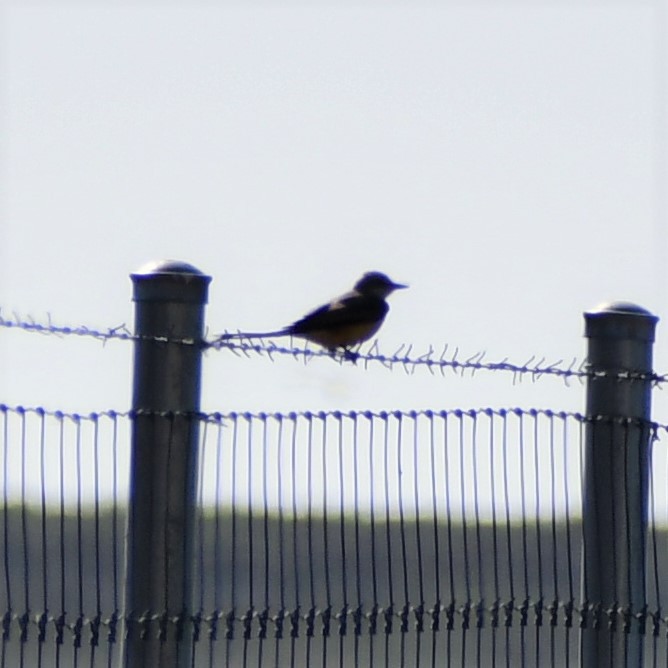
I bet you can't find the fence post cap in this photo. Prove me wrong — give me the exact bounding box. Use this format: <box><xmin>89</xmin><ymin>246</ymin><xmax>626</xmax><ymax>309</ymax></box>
<box><xmin>131</xmin><ymin>259</ymin><xmax>212</xmax><ymax>303</ymax></box>
<box><xmin>584</xmin><ymin>301</ymin><xmax>658</xmax><ymax>342</ymax></box>
<box><xmin>132</xmin><ymin>259</ymin><xmax>207</xmax><ymax>277</ymax></box>
<box><xmin>586</xmin><ymin>301</ymin><xmax>654</xmax><ymax>317</ymax></box>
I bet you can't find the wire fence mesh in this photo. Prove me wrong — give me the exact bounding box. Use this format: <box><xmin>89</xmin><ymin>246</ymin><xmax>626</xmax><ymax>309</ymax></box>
<box><xmin>1</xmin><ymin>291</ymin><xmax>665</xmax><ymax>667</ymax></box>
<box><xmin>1</xmin><ymin>407</ymin><xmax>127</xmax><ymax>667</ymax></box>
<box><xmin>1</xmin><ymin>402</ymin><xmax>668</xmax><ymax>666</ymax></box>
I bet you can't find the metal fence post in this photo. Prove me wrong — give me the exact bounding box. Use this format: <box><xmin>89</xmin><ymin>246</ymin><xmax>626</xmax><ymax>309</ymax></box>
<box><xmin>123</xmin><ymin>260</ymin><xmax>211</xmax><ymax>668</ymax></box>
<box><xmin>581</xmin><ymin>302</ymin><xmax>658</xmax><ymax>667</ymax></box>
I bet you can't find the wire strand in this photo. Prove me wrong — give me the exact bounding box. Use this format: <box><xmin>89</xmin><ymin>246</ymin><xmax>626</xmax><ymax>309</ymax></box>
<box><xmin>4</xmin><ymin>310</ymin><xmax>666</xmax><ymax>385</ymax></box>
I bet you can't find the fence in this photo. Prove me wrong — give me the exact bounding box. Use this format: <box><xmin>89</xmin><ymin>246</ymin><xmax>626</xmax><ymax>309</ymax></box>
<box><xmin>0</xmin><ymin>259</ymin><xmax>666</xmax><ymax>667</ymax></box>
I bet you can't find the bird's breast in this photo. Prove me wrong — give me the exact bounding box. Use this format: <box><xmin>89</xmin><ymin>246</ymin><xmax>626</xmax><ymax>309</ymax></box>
<box><xmin>297</xmin><ymin>320</ymin><xmax>383</xmax><ymax>350</ymax></box>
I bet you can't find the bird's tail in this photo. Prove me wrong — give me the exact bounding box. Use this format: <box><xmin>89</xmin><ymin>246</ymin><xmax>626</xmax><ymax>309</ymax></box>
<box><xmin>216</xmin><ymin>329</ymin><xmax>291</xmax><ymax>341</ymax></box>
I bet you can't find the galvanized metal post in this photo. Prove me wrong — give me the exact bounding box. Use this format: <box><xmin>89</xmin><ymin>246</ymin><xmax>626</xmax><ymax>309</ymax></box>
<box><xmin>123</xmin><ymin>260</ymin><xmax>211</xmax><ymax>668</ymax></box>
<box><xmin>581</xmin><ymin>302</ymin><xmax>658</xmax><ymax>667</ymax></box>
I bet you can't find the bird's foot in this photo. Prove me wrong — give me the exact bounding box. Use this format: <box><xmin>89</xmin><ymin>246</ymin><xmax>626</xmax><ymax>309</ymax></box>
<box><xmin>341</xmin><ymin>348</ymin><xmax>360</xmax><ymax>364</ymax></box>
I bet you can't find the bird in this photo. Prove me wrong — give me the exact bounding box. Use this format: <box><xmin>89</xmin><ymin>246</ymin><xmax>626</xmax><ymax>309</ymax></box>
<box><xmin>221</xmin><ymin>271</ymin><xmax>407</xmax><ymax>355</ymax></box>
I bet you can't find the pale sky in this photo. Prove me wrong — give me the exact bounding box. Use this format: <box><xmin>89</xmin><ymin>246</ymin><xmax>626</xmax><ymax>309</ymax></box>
<box><xmin>1</xmin><ymin>2</ymin><xmax>667</xmax><ymax>508</ymax></box>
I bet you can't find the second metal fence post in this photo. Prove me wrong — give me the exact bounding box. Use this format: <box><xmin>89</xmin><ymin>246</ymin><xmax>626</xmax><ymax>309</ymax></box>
<box><xmin>581</xmin><ymin>302</ymin><xmax>658</xmax><ymax>667</ymax></box>
<box><xmin>123</xmin><ymin>260</ymin><xmax>211</xmax><ymax>668</ymax></box>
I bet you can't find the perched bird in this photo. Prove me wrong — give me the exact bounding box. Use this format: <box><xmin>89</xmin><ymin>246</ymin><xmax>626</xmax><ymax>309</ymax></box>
<box><xmin>222</xmin><ymin>271</ymin><xmax>407</xmax><ymax>353</ymax></box>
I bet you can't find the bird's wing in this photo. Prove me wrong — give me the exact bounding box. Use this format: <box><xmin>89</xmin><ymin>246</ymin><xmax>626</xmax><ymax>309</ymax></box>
<box><xmin>289</xmin><ymin>293</ymin><xmax>388</xmax><ymax>335</ymax></box>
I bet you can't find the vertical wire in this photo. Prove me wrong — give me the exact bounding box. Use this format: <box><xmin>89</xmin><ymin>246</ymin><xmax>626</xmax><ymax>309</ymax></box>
<box><xmin>412</xmin><ymin>413</ymin><xmax>425</xmax><ymax>613</ymax></box>
<box><xmin>230</xmin><ymin>413</ymin><xmax>240</xmax><ymax>646</ymax></box>
<box><xmin>457</xmin><ymin>411</ymin><xmax>471</xmax><ymax>608</ymax></box>
<box><xmin>579</xmin><ymin>416</ymin><xmax>586</xmax><ymax>589</ymax></box>
<box><xmin>515</xmin><ymin>409</ymin><xmax>529</xmax><ymax>603</ymax></box>
<box><xmin>487</xmin><ymin>410</ymin><xmax>500</xmax><ymax>662</ymax></box>
<box><xmin>196</xmin><ymin>419</ymin><xmax>209</xmax><ymax>662</ymax></box>
<box><xmin>396</xmin><ymin>412</ymin><xmax>410</xmax><ymax>608</ymax></box>
<box><xmin>577</xmin><ymin>416</ymin><xmax>587</xmax><ymax>656</ymax></box>
<box><xmin>500</xmin><ymin>410</ymin><xmax>515</xmax><ymax>661</ymax></box>
<box><xmin>260</xmin><ymin>414</ymin><xmax>270</xmax><ymax>633</ymax></box>
<box><xmin>518</xmin><ymin>410</ymin><xmax>529</xmax><ymax>660</ymax></box>
<box><xmin>19</xmin><ymin>409</ymin><xmax>30</xmax><ymax>667</ymax></box>
<box><xmin>427</xmin><ymin>412</ymin><xmax>441</xmax><ymax>620</ymax></box>
<box><xmin>74</xmin><ymin>415</ymin><xmax>84</xmax><ymax>654</ymax></box>
<box><xmin>366</xmin><ymin>413</ymin><xmax>378</xmax><ymax>604</ymax></box>
<box><xmin>303</xmin><ymin>619</ymin><xmax>311</xmax><ymax>668</ymax></box>
<box><xmin>547</xmin><ymin>413</ymin><xmax>559</xmax><ymax>667</ymax></box>
<box><xmin>246</xmin><ymin>414</ymin><xmax>255</xmax><ymax>614</ymax></box>
<box><xmin>548</xmin><ymin>414</ymin><xmax>559</xmax><ymax>604</ymax></box>
<box><xmin>641</xmin><ymin>420</ymin><xmax>652</xmax><ymax>639</ymax></box>
<box><xmin>289</xmin><ymin>414</ymin><xmax>301</xmax><ymax>629</ymax></box>
<box><xmin>1</xmin><ymin>407</ymin><xmax>10</xmax><ymax>663</ymax></box>
<box><xmin>244</xmin><ymin>413</ymin><xmax>255</xmax><ymax>647</ymax></box>
<box><xmin>243</xmin><ymin>414</ymin><xmax>254</xmax><ymax>652</ymax></box>
<box><xmin>446</xmin><ymin>611</ymin><xmax>452</xmax><ymax>668</ymax></box>
<box><xmin>38</xmin><ymin>410</ymin><xmax>48</xmax><ymax>656</ymax></box>
<box><xmin>561</xmin><ymin>414</ymin><xmax>575</xmax><ymax>663</ymax></box>
<box><xmin>470</xmin><ymin>412</ymin><xmax>484</xmax><ymax>620</ymax></box>
<box><xmin>110</xmin><ymin>412</ymin><xmax>120</xmax><ymax>667</ymax></box>
<box><xmin>381</xmin><ymin>413</ymin><xmax>394</xmax><ymax>642</ymax></box>
<box><xmin>470</xmin><ymin>411</ymin><xmax>485</xmax><ymax>667</ymax></box>
<box><xmin>92</xmin><ymin>415</ymin><xmax>102</xmax><ymax>661</ymax></box>
<box><xmin>518</xmin><ymin>411</ymin><xmax>529</xmax><ymax>602</ymax></box>
<box><xmin>19</xmin><ymin>409</ymin><xmax>30</xmax><ymax>644</ymax></box>
<box><xmin>288</xmin><ymin>414</ymin><xmax>300</xmax><ymax>661</ymax></box>
<box><xmin>226</xmin><ymin>405</ymin><xmax>236</xmax><ymax>668</ymax></box>
<box><xmin>241</xmin><ymin>634</ymin><xmax>248</xmax><ymax>668</ymax></box>
<box><xmin>305</xmin><ymin>414</ymin><xmax>316</xmax><ymax>619</ymax></box>
<box><xmin>335</xmin><ymin>412</ymin><xmax>348</xmax><ymax>618</ymax></box>
<box><xmin>531</xmin><ymin>411</ymin><xmax>544</xmax><ymax>664</ymax></box>
<box><xmin>57</xmin><ymin>413</ymin><xmax>66</xmax><ymax>665</ymax></box>
<box><xmin>441</xmin><ymin>412</ymin><xmax>455</xmax><ymax>614</ymax></box>
<box><xmin>322</xmin><ymin>414</ymin><xmax>332</xmax><ymax>616</ymax></box>
<box><xmin>306</xmin><ymin>414</ymin><xmax>318</xmax><ymax>668</ymax></box>
<box><xmin>367</xmin><ymin>414</ymin><xmax>379</xmax><ymax>623</ymax></box>
<box><xmin>398</xmin><ymin>411</ymin><xmax>411</xmax><ymax>642</ymax></box>
<box><xmin>351</xmin><ymin>413</ymin><xmax>362</xmax><ymax>627</ymax></box>
<box><xmin>648</xmin><ymin>427</ymin><xmax>660</xmax><ymax>652</ymax></box>
<box><xmin>461</xmin><ymin>606</ymin><xmax>468</xmax><ymax>668</ymax></box>
<box><xmin>275</xmin><ymin>414</ymin><xmax>286</xmax><ymax>638</ymax></box>
<box><xmin>85</xmin><ymin>414</ymin><xmax>101</xmax><ymax>666</ymax></box>
<box><xmin>425</xmin><ymin>410</ymin><xmax>440</xmax><ymax>668</ymax></box>
<box><xmin>321</xmin><ymin>413</ymin><xmax>331</xmax><ymax>666</ymax></box>
<box><xmin>414</xmin><ymin>622</ymin><xmax>421</xmax><ymax>666</ymax></box>
<box><xmin>212</xmin><ymin>416</ymin><xmax>225</xmax><ymax>666</ymax></box>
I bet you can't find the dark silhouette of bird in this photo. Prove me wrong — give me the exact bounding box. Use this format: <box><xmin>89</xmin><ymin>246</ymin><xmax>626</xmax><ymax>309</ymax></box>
<box><xmin>222</xmin><ymin>271</ymin><xmax>407</xmax><ymax>354</ymax></box>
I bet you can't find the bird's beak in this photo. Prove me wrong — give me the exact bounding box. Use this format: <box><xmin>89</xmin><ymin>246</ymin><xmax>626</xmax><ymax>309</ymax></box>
<box><xmin>392</xmin><ymin>282</ymin><xmax>408</xmax><ymax>290</ymax></box>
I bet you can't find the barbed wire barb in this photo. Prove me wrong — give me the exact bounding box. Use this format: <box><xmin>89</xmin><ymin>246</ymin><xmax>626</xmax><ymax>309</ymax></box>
<box><xmin>466</xmin><ymin>351</ymin><xmax>486</xmax><ymax>378</ymax></box>
<box><xmin>417</xmin><ymin>346</ymin><xmax>436</xmax><ymax>376</ymax></box>
<box><xmin>365</xmin><ymin>340</ymin><xmax>380</xmax><ymax>370</ymax></box>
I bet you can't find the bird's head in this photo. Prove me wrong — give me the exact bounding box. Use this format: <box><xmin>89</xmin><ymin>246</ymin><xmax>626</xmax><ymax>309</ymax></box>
<box><xmin>354</xmin><ymin>271</ymin><xmax>408</xmax><ymax>298</ymax></box>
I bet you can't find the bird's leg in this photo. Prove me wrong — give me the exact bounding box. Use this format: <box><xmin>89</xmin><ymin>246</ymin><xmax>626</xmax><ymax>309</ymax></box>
<box><xmin>342</xmin><ymin>347</ymin><xmax>360</xmax><ymax>364</ymax></box>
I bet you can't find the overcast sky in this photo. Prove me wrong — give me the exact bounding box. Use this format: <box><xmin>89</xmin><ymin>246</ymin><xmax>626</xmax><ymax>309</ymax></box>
<box><xmin>1</xmin><ymin>2</ymin><xmax>667</xmax><ymax>508</ymax></box>
<box><xmin>2</xmin><ymin>2</ymin><xmax>665</xmax><ymax>411</ymax></box>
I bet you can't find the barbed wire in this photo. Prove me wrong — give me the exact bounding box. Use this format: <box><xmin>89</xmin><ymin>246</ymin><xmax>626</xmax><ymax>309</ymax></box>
<box><xmin>214</xmin><ymin>335</ymin><xmax>592</xmax><ymax>384</ymax></box>
<box><xmin>209</xmin><ymin>334</ymin><xmax>668</xmax><ymax>387</ymax></box>
<box><xmin>2</xmin><ymin>310</ymin><xmax>666</xmax><ymax>386</ymax></box>
<box><xmin>0</xmin><ymin>311</ymin><xmax>199</xmax><ymax>347</ymax></box>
